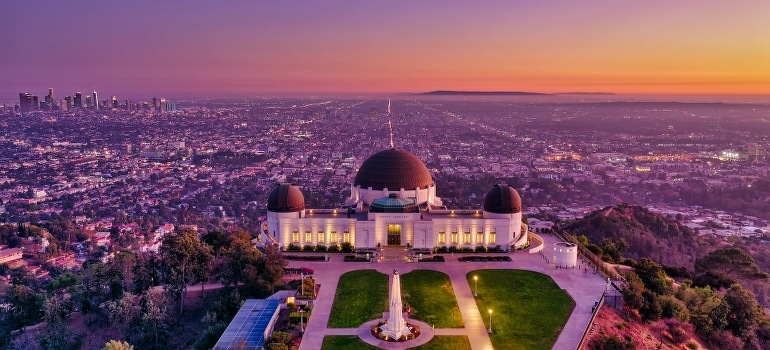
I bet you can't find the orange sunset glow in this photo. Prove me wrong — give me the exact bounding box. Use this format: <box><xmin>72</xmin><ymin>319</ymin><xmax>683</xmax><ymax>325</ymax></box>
<box><xmin>2</xmin><ymin>0</ymin><xmax>769</xmax><ymax>97</ymax></box>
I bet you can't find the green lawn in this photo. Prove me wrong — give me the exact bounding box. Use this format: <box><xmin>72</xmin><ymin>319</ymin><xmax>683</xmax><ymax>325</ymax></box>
<box><xmin>321</xmin><ymin>335</ymin><xmax>470</xmax><ymax>350</ymax></box>
<box><xmin>321</xmin><ymin>336</ymin><xmax>380</xmax><ymax>350</ymax></box>
<box><xmin>401</xmin><ymin>270</ymin><xmax>463</xmax><ymax>328</ymax></box>
<box><xmin>328</xmin><ymin>269</ymin><xmax>462</xmax><ymax>329</ymax></box>
<box><xmin>410</xmin><ymin>336</ymin><xmax>471</xmax><ymax>350</ymax></box>
<box><xmin>469</xmin><ymin>270</ymin><xmax>575</xmax><ymax>350</ymax></box>
<box><xmin>327</xmin><ymin>270</ymin><xmax>388</xmax><ymax>328</ymax></box>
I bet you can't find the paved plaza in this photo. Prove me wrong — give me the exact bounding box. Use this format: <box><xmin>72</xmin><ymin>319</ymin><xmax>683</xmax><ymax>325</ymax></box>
<box><xmin>294</xmin><ymin>234</ymin><xmax>608</xmax><ymax>350</ymax></box>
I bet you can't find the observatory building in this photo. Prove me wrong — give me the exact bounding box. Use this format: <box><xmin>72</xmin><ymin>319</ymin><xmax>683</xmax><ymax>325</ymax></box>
<box><xmin>265</xmin><ymin>148</ymin><xmax>528</xmax><ymax>251</ymax></box>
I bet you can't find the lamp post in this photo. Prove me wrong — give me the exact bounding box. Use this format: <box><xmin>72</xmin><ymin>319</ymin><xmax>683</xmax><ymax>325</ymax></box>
<box><xmin>488</xmin><ymin>309</ymin><xmax>493</xmax><ymax>333</ymax></box>
<box><xmin>299</xmin><ymin>309</ymin><xmax>306</xmax><ymax>336</ymax></box>
<box><xmin>301</xmin><ymin>273</ymin><xmax>304</xmax><ymax>296</ymax></box>
<box><xmin>473</xmin><ymin>275</ymin><xmax>478</xmax><ymax>297</ymax></box>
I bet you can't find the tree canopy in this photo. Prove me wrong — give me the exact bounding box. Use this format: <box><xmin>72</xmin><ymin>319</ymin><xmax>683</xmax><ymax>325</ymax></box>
<box><xmin>694</xmin><ymin>247</ymin><xmax>769</xmax><ymax>281</ymax></box>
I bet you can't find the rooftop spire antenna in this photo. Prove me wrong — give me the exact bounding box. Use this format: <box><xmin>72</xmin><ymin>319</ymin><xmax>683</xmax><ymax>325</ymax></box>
<box><xmin>387</xmin><ymin>99</ymin><xmax>395</xmax><ymax>149</ymax></box>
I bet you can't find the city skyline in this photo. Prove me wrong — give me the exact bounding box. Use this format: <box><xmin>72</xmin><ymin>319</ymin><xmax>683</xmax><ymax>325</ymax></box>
<box><xmin>2</xmin><ymin>1</ymin><xmax>769</xmax><ymax>98</ymax></box>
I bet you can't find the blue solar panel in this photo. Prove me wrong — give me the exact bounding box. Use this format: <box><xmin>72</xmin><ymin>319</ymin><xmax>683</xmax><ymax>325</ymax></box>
<box><xmin>213</xmin><ymin>299</ymin><xmax>282</xmax><ymax>350</ymax></box>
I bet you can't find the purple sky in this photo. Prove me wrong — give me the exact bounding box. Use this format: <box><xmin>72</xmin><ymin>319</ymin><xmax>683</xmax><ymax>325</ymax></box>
<box><xmin>2</xmin><ymin>1</ymin><xmax>769</xmax><ymax>100</ymax></box>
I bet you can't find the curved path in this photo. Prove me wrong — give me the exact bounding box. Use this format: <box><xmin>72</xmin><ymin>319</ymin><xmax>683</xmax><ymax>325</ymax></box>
<box><xmin>296</xmin><ymin>234</ymin><xmax>607</xmax><ymax>350</ymax></box>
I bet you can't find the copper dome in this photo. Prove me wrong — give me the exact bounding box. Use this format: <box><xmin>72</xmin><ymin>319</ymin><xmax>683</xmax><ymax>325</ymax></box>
<box><xmin>483</xmin><ymin>184</ymin><xmax>522</xmax><ymax>214</ymax></box>
<box><xmin>354</xmin><ymin>149</ymin><xmax>433</xmax><ymax>190</ymax></box>
<box><xmin>267</xmin><ymin>183</ymin><xmax>305</xmax><ymax>213</ymax></box>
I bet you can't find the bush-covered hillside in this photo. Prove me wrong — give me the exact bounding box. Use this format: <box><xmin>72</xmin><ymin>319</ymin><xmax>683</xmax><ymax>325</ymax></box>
<box><xmin>559</xmin><ymin>203</ymin><xmax>714</xmax><ymax>268</ymax></box>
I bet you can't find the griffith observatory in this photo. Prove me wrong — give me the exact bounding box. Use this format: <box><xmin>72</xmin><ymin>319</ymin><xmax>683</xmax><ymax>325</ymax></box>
<box><xmin>265</xmin><ymin>148</ymin><xmax>529</xmax><ymax>251</ymax></box>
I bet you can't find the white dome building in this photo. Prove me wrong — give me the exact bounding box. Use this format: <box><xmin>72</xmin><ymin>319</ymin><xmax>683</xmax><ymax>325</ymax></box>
<box><xmin>265</xmin><ymin>149</ymin><xmax>527</xmax><ymax>251</ymax></box>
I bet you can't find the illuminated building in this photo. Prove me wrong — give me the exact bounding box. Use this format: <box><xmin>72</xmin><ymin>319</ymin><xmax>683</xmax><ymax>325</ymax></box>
<box><xmin>265</xmin><ymin>149</ymin><xmax>527</xmax><ymax>251</ymax></box>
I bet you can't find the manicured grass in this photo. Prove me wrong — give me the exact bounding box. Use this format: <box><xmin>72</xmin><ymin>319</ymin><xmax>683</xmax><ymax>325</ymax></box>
<box><xmin>469</xmin><ymin>270</ymin><xmax>575</xmax><ymax>350</ymax></box>
<box><xmin>410</xmin><ymin>336</ymin><xmax>471</xmax><ymax>350</ymax></box>
<box><xmin>401</xmin><ymin>270</ymin><xmax>463</xmax><ymax>328</ymax></box>
<box><xmin>321</xmin><ymin>336</ymin><xmax>380</xmax><ymax>350</ymax></box>
<box><xmin>328</xmin><ymin>270</ymin><xmax>388</xmax><ymax>328</ymax></box>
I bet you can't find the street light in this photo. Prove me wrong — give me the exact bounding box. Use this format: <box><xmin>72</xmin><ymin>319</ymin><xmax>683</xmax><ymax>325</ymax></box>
<box><xmin>473</xmin><ymin>275</ymin><xmax>478</xmax><ymax>297</ymax></box>
<box><xmin>299</xmin><ymin>309</ymin><xmax>306</xmax><ymax>335</ymax></box>
<box><xmin>301</xmin><ymin>273</ymin><xmax>304</xmax><ymax>296</ymax></box>
<box><xmin>488</xmin><ymin>309</ymin><xmax>493</xmax><ymax>333</ymax></box>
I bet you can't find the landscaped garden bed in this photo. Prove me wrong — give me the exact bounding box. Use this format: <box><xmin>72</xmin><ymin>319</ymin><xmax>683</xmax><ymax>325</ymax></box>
<box><xmin>434</xmin><ymin>245</ymin><xmax>508</xmax><ymax>253</ymax></box>
<box><xmin>285</xmin><ymin>255</ymin><xmax>326</xmax><ymax>261</ymax></box>
<box><xmin>458</xmin><ymin>255</ymin><xmax>512</xmax><ymax>262</ymax></box>
<box><xmin>417</xmin><ymin>255</ymin><xmax>444</xmax><ymax>262</ymax></box>
<box><xmin>343</xmin><ymin>255</ymin><xmax>370</xmax><ymax>262</ymax></box>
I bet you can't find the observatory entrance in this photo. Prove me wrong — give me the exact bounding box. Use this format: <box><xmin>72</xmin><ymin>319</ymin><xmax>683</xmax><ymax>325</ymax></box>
<box><xmin>387</xmin><ymin>224</ymin><xmax>402</xmax><ymax>245</ymax></box>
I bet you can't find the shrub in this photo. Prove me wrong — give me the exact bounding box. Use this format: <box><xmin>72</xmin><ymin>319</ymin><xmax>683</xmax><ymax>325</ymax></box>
<box><xmin>343</xmin><ymin>256</ymin><xmax>368</xmax><ymax>262</ymax></box>
<box><xmin>663</xmin><ymin>265</ymin><xmax>692</xmax><ymax>279</ymax></box>
<box><xmin>708</xmin><ymin>330</ymin><xmax>744</xmax><ymax>350</ymax></box>
<box><xmin>664</xmin><ymin>318</ymin><xmax>693</xmax><ymax>344</ymax></box>
<box><xmin>267</xmin><ymin>331</ymin><xmax>292</xmax><ymax>345</ymax></box>
<box><xmin>192</xmin><ymin>322</ymin><xmax>227</xmax><ymax>350</ymax></box>
<box><xmin>302</xmin><ymin>245</ymin><xmax>314</xmax><ymax>251</ymax></box>
<box><xmin>265</xmin><ymin>344</ymin><xmax>288</xmax><ymax>350</ymax></box>
<box><xmin>587</xmin><ymin>334</ymin><xmax>636</xmax><ymax>350</ymax></box>
<box><xmin>692</xmin><ymin>271</ymin><xmax>737</xmax><ymax>290</ymax></box>
<box><xmin>340</xmin><ymin>242</ymin><xmax>353</xmax><ymax>253</ymax></box>
<box><xmin>289</xmin><ymin>311</ymin><xmax>308</xmax><ymax>325</ymax></box>
<box><xmin>659</xmin><ymin>295</ymin><xmax>689</xmax><ymax>322</ymax></box>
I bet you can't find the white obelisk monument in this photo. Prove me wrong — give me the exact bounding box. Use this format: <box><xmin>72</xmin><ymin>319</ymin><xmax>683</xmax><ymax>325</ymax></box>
<box><xmin>380</xmin><ymin>269</ymin><xmax>407</xmax><ymax>339</ymax></box>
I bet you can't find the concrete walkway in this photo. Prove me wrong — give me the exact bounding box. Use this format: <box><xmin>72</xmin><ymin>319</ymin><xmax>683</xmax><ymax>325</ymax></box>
<box><xmin>295</xmin><ymin>234</ymin><xmax>607</xmax><ymax>350</ymax></box>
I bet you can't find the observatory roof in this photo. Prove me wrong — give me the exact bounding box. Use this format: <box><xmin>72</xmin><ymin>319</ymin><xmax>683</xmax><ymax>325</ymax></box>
<box><xmin>483</xmin><ymin>184</ymin><xmax>522</xmax><ymax>214</ymax></box>
<box><xmin>354</xmin><ymin>149</ymin><xmax>433</xmax><ymax>190</ymax></box>
<box><xmin>267</xmin><ymin>183</ymin><xmax>305</xmax><ymax>213</ymax></box>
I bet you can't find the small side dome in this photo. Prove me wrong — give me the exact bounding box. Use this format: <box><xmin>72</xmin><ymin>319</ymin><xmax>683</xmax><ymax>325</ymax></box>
<box><xmin>370</xmin><ymin>194</ymin><xmax>418</xmax><ymax>213</ymax></box>
<box><xmin>267</xmin><ymin>183</ymin><xmax>305</xmax><ymax>213</ymax></box>
<box><xmin>483</xmin><ymin>184</ymin><xmax>522</xmax><ymax>214</ymax></box>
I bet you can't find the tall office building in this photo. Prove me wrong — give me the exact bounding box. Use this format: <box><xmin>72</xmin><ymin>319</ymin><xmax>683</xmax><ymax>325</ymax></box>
<box><xmin>111</xmin><ymin>96</ymin><xmax>118</xmax><ymax>109</ymax></box>
<box><xmin>45</xmin><ymin>88</ymin><xmax>54</xmax><ymax>107</ymax></box>
<box><xmin>85</xmin><ymin>96</ymin><xmax>92</xmax><ymax>108</ymax></box>
<box><xmin>19</xmin><ymin>92</ymin><xmax>34</xmax><ymax>113</ymax></box>
<box><xmin>74</xmin><ymin>92</ymin><xmax>83</xmax><ymax>108</ymax></box>
<box><xmin>92</xmin><ymin>91</ymin><xmax>99</xmax><ymax>110</ymax></box>
<box><xmin>65</xmin><ymin>96</ymin><xmax>72</xmax><ymax>110</ymax></box>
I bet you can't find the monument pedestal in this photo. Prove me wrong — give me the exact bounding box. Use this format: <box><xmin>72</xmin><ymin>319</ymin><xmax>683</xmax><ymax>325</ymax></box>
<box><xmin>379</xmin><ymin>270</ymin><xmax>408</xmax><ymax>340</ymax></box>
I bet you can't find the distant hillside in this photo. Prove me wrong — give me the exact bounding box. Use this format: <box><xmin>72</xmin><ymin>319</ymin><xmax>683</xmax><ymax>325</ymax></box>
<box><xmin>418</xmin><ymin>90</ymin><xmax>552</xmax><ymax>96</ymax></box>
<box><xmin>556</xmin><ymin>92</ymin><xmax>616</xmax><ymax>95</ymax></box>
<box><xmin>558</xmin><ymin>204</ymin><xmax>714</xmax><ymax>268</ymax></box>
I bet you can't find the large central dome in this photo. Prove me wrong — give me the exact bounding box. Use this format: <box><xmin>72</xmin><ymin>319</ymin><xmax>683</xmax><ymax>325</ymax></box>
<box><xmin>354</xmin><ymin>149</ymin><xmax>433</xmax><ymax>190</ymax></box>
